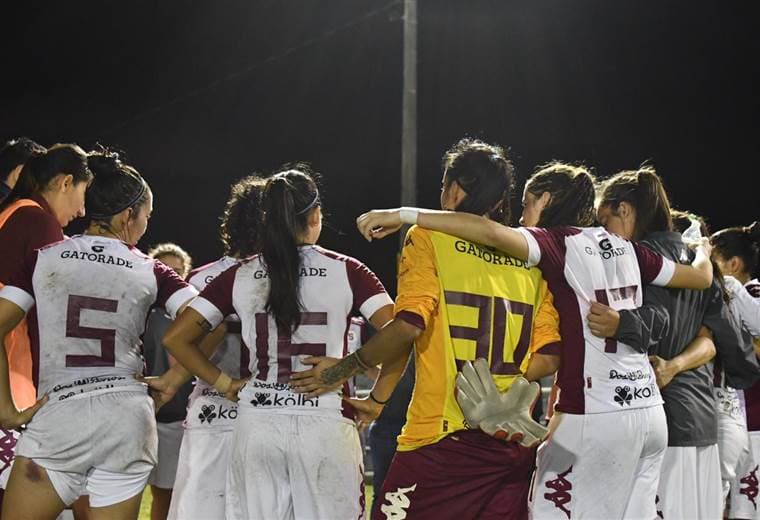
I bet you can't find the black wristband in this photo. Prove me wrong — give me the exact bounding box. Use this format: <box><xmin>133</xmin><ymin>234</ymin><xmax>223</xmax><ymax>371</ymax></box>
<box><xmin>369</xmin><ymin>391</ymin><xmax>390</xmax><ymax>405</ymax></box>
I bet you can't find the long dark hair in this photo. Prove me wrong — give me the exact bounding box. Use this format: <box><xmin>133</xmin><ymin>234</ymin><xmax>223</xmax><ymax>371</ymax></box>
<box><xmin>525</xmin><ymin>162</ymin><xmax>596</xmax><ymax>227</ymax></box>
<box><xmin>598</xmin><ymin>166</ymin><xmax>673</xmax><ymax>240</ymax></box>
<box><xmin>711</xmin><ymin>222</ymin><xmax>760</xmax><ymax>278</ymax></box>
<box><xmin>0</xmin><ymin>143</ymin><xmax>91</xmax><ymax>213</ymax></box>
<box><xmin>442</xmin><ymin>138</ymin><xmax>514</xmax><ymax>223</ymax></box>
<box><xmin>260</xmin><ymin>167</ymin><xmax>321</xmax><ymax>333</ymax></box>
<box><xmin>85</xmin><ymin>149</ymin><xmax>149</xmax><ymax>230</ymax></box>
<box><xmin>220</xmin><ymin>175</ymin><xmax>267</xmax><ymax>258</ymax></box>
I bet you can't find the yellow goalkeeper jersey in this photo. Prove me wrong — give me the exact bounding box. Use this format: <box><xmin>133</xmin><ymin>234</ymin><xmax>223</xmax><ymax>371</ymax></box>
<box><xmin>395</xmin><ymin>226</ymin><xmax>561</xmax><ymax>451</ymax></box>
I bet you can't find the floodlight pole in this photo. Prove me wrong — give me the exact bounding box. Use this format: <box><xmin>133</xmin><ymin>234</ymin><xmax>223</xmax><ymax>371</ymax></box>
<box><xmin>400</xmin><ymin>0</ymin><xmax>417</xmax><ymax>249</ymax></box>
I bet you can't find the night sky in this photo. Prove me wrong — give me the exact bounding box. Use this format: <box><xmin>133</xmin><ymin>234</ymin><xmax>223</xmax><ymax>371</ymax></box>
<box><xmin>2</xmin><ymin>1</ymin><xmax>757</xmax><ymax>291</ymax></box>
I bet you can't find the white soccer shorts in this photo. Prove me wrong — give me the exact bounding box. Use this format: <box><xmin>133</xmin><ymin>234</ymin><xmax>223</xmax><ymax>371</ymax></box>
<box><xmin>717</xmin><ymin>399</ymin><xmax>751</xmax><ymax>500</ymax></box>
<box><xmin>167</xmin><ymin>426</ymin><xmax>235</xmax><ymax>520</ymax></box>
<box><xmin>225</xmin><ymin>409</ymin><xmax>364</xmax><ymax>520</ymax></box>
<box><xmin>656</xmin><ymin>444</ymin><xmax>722</xmax><ymax>520</ymax></box>
<box><xmin>529</xmin><ymin>405</ymin><xmax>667</xmax><ymax>519</ymax></box>
<box><xmin>729</xmin><ymin>431</ymin><xmax>760</xmax><ymax>520</ymax></box>
<box><xmin>15</xmin><ymin>390</ymin><xmax>157</xmax><ymax>507</ymax></box>
<box><xmin>148</xmin><ymin>420</ymin><xmax>184</xmax><ymax>490</ymax></box>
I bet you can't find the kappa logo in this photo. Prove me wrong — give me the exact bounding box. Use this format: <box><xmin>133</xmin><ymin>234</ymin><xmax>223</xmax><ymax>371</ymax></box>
<box><xmin>544</xmin><ymin>466</ymin><xmax>573</xmax><ymax>519</ymax></box>
<box><xmin>740</xmin><ymin>465</ymin><xmax>759</xmax><ymax>509</ymax></box>
<box><xmin>0</xmin><ymin>429</ymin><xmax>17</xmax><ymax>476</ymax></box>
<box><xmin>199</xmin><ymin>404</ymin><xmax>217</xmax><ymax>424</ymax></box>
<box><xmin>381</xmin><ymin>483</ymin><xmax>417</xmax><ymax>520</ymax></box>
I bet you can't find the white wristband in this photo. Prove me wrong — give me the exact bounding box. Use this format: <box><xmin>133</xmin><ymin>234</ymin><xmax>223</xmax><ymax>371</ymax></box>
<box><xmin>213</xmin><ymin>372</ymin><xmax>232</xmax><ymax>394</ymax></box>
<box><xmin>399</xmin><ymin>207</ymin><xmax>419</xmax><ymax>225</ymax></box>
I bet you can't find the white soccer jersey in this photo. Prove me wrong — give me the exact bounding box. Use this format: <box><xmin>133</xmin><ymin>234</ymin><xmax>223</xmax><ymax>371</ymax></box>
<box><xmin>725</xmin><ymin>276</ymin><xmax>760</xmax><ymax>337</ymax></box>
<box><xmin>189</xmin><ymin>245</ymin><xmax>392</xmax><ymax>418</ymax></box>
<box><xmin>737</xmin><ymin>279</ymin><xmax>760</xmax><ymax>434</ymax></box>
<box><xmin>185</xmin><ymin>256</ymin><xmax>248</xmax><ymax>429</ymax></box>
<box><xmin>0</xmin><ymin>235</ymin><xmax>197</xmax><ymax>400</ymax></box>
<box><xmin>517</xmin><ymin>226</ymin><xmax>676</xmax><ymax>414</ymax></box>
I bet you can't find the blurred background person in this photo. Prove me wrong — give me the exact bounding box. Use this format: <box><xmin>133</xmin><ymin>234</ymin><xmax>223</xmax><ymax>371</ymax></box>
<box><xmin>0</xmin><ymin>137</ymin><xmax>45</xmax><ymax>204</ymax></box>
<box><xmin>143</xmin><ymin>243</ymin><xmax>194</xmax><ymax>520</ymax></box>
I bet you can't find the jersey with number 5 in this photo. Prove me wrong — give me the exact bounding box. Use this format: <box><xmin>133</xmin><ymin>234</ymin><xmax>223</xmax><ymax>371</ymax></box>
<box><xmin>0</xmin><ymin>235</ymin><xmax>198</xmax><ymax>400</ymax></box>
<box><xmin>517</xmin><ymin>226</ymin><xmax>676</xmax><ymax>414</ymax></box>
<box><xmin>394</xmin><ymin>226</ymin><xmax>562</xmax><ymax>451</ymax></box>
<box><xmin>189</xmin><ymin>245</ymin><xmax>393</xmax><ymax>418</ymax></box>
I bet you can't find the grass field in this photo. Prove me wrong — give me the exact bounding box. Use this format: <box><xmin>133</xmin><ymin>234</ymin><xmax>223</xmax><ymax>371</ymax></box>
<box><xmin>137</xmin><ymin>483</ymin><xmax>375</xmax><ymax>519</ymax></box>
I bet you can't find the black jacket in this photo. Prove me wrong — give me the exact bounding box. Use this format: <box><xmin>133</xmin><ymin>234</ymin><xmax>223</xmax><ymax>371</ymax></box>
<box><xmin>616</xmin><ymin>231</ymin><xmax>758</xmax><ymax>446</ymax></box>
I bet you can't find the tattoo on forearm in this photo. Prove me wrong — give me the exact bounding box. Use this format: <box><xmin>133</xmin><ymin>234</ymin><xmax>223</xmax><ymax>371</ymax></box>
<box><xmin>318</xmin><ymin>353</ymin><xmax>363</xmax><ymax>386</ymax></box>
<box><xmin>197</xmin><ymin>319</ymin><xmax>212</xmax><ymax>332</ymax></box>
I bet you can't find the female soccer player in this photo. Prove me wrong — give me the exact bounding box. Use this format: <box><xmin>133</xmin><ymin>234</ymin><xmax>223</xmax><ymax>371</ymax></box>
<box><xmin>159</xmin><ymin>166</ymin><xmax>401</xmax><ymax>519</ymax></box>
<box><xmin>343</xmin><ymin>162</ymin><xmax>714</xmax><ymax>519</ymax></box>
<box><xmin>150</xmin><ymin>176</ymin><xmax>266</xmax><ymax>520</ymax></box>
<box><xmin>0</xmin><ymin>143</ymin><xmax>89</xmax><ymax>506</ymax></box>
<box><xmin>293</xmin><ymin>141</ymin><xmax>564</xmax><ymax>519</ymax></box>
<box><xmin>711</xmin><ymin>222</ymin><xmax>760</xmax><ymax>519</ymax></box>
<box><xmin>0</xmin><ymin>151</ymin><xmax>197</xmax><ymax>520</ymax></box>
<box><xmin>596</xmin><ymin>171</ymin><xmax>735</xmax><ymax>520</ymax></box>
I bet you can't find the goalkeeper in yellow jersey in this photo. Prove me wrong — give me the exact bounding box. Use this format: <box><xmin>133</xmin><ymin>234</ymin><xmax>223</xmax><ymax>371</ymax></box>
<box><xmin>291</xmin><ymin>138</ymin><xmax>561</xmax><ymax>519</ymax></box>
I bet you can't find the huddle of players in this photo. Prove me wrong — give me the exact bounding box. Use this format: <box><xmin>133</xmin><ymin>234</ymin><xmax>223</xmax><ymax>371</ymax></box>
<box><xmin>0</xmin><ymin>136</ymin><xmax>758</xmax><ymax>520</ymax></box>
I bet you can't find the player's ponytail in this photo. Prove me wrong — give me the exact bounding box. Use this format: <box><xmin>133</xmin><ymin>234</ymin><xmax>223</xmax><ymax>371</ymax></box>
<box><xmin>260</xmin><ymin>167</ymin><xmax>321</xmax><ymax>333</ymax></box>
<box><xmin>598</xmin><ymin>165</ymin><xmax>673</xmax><ymax>240</ymax></box>
<box><xmin>442</xmin><ymin>138</ymin><xmax>514</xmax><ymax>223</ymax></box>
<box><xmin>711</xmin><ymin>221</ymin><xmax>760</xmax><ymax>278</ymax></box>
<box><xmin>220</xmin><ymin>175</ymin><xmax>266</xmax><ymax>258</ymax></box>
<box><xmin>0</xmin><ymin>143</ymin><xmax>90</xmax><ymax>213</ymax></box>
<box><xmin>85</xmin><ymin>148</ymin><xmax>149</xmax><ymax>227</ymax></box>
<box><xmin>525</xmin><ymin>162</ymin><xmax>596</xmax><ymax>227</ymax></box>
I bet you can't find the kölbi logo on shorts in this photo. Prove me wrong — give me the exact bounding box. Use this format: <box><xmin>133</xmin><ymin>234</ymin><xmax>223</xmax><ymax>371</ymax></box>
<box><xmin>250</xmin><ymin>392</ymin><xmax>319</xmax><ymax>407</ymax></box>
<box><xmin>613</xmin><ymin>384</ymin><xmax>654</xmax><ymax>407</ymax></box>
<box><xmin>198</xmin><ymin>403</ymin><xmax>238</xmax><ymax>424</ymax></box>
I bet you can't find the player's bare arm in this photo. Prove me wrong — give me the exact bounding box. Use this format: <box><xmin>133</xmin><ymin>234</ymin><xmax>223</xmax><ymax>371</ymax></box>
<box><xmin>357</xmin><ymin>208</ymin><xmax>530</xmax><ymax>260</ymax></box>
<box><xmin>291</xmin><ymin>318</ymin><xmax>419</xmax><ymax>396</ymax></box>
<box><xmin>141</xmin><ymin>320</ymin><xmax>228</xmax><ymax>410</ymax></box>
<box><xmin>163</xmin><ymin>307</ymin><xmax>247</xmax><ymax>401</ymax></box>
<box><xmin>667</xmin><ymin>239</ymin><xmax>713</xmax><ymax>290</ymax></box>
<box><xmin>0</xmin><ymin>298</ymin><xmax>47</xmax><ymax>429</ymax></box>
<box><xmin>524</xmin><ymin>353</ymin><xmax>560</xmax><ymax>381</ymax></box>
<box><xmin>649</xmin><ymin>326</ymin><xmax>716</xmax><ymax>388</ymax></box>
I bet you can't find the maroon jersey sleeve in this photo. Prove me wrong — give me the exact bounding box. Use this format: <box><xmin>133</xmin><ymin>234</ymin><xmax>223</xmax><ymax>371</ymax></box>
<box><xmin>190</xmin><ymin>263</ymin><xmax>240</xmax><ymax>328</ymax></box>
<box><xmin>153</xmin><ymin>260</ymin><xmax>199</xmax><ymax>319</ymax></box>
<box><xmin>519</xmin><ymin>227</ymin><xmax>579</xmax><ymax>272</ymax></box>
<box><xmin>632</xmin><ymin>243</ymin><xmax>674</xmax><ymax>286</ymax></box>
<box><xmin>344</xmin><ymin>257</ymin><xmax>393</xmax><ymax>320</ymax></box>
